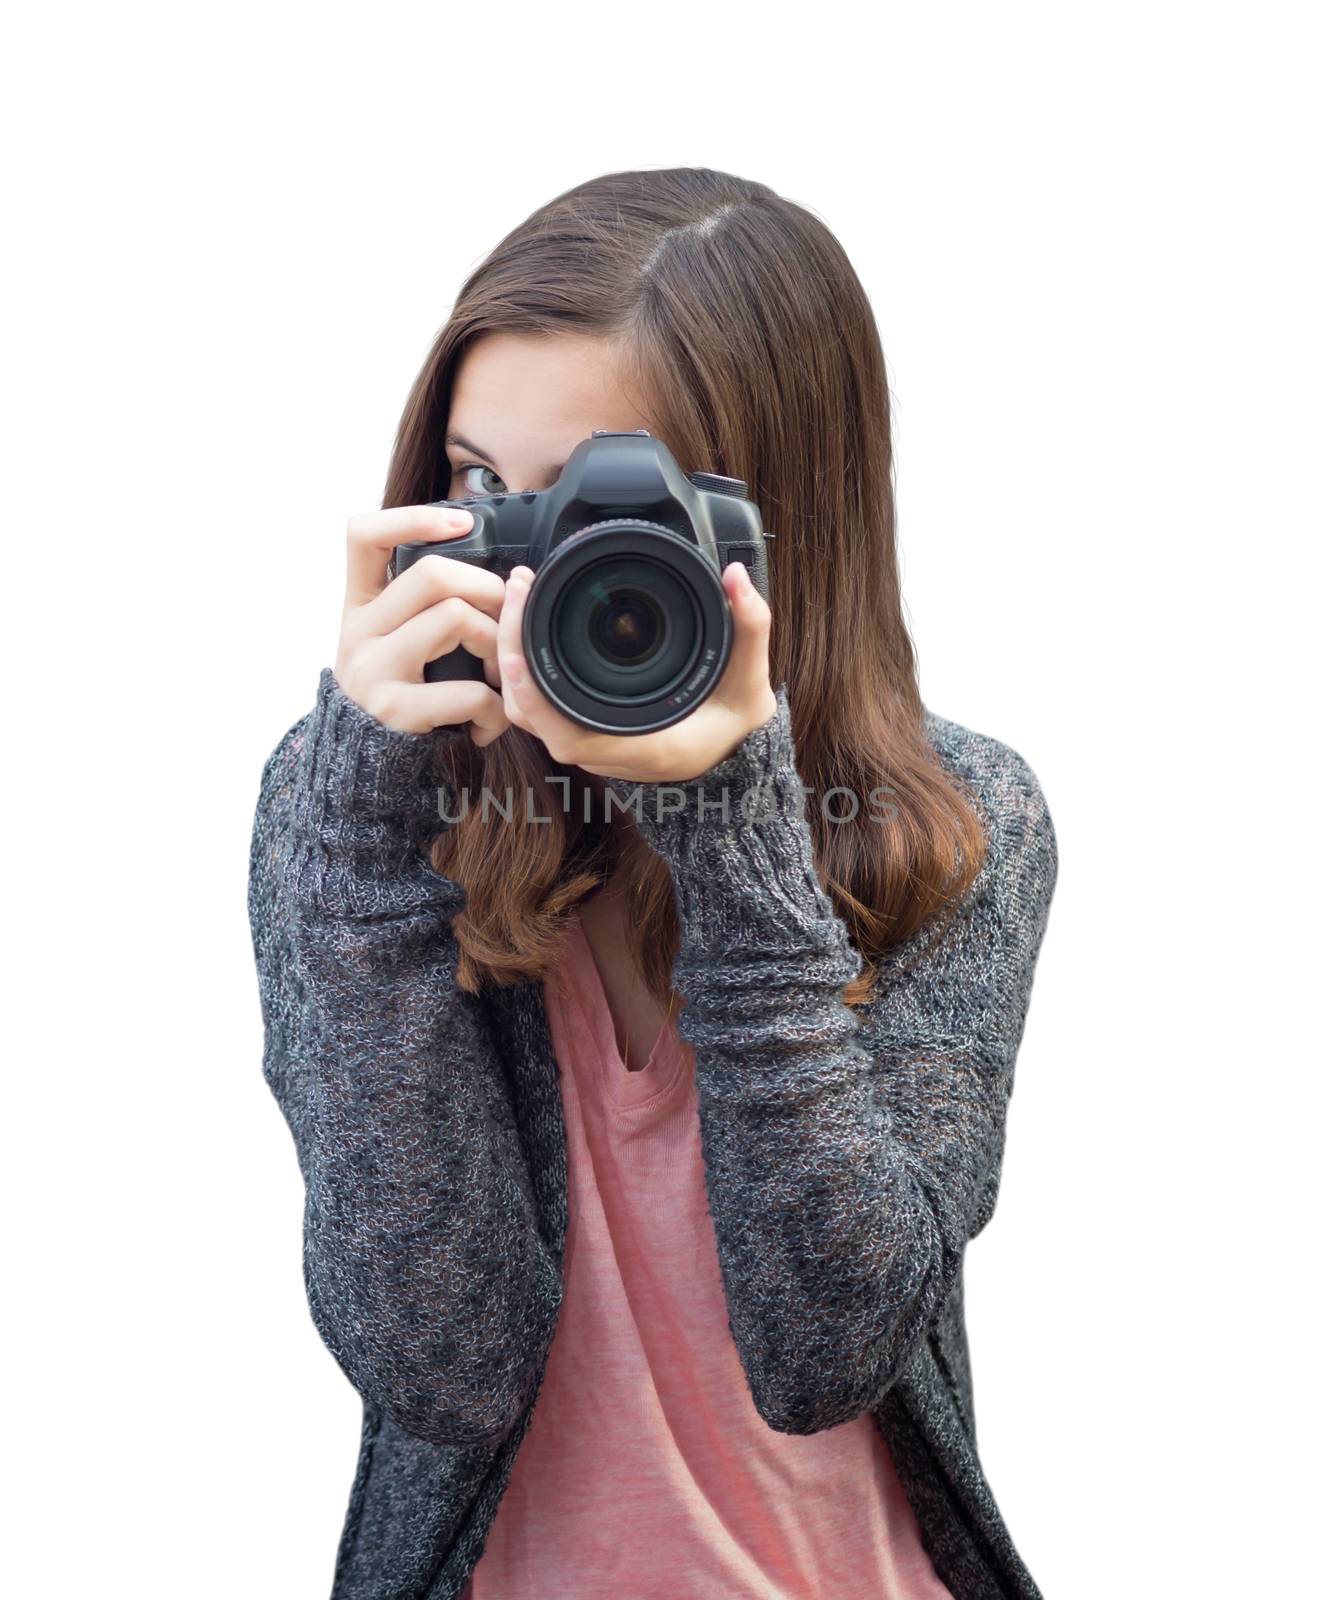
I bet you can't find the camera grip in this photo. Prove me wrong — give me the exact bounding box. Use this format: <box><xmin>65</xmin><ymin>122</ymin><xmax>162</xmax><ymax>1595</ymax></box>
<box><xmin>423</xmin><ymin>646</ymin><xmax>487</xmax><ymax>686</ymax></box>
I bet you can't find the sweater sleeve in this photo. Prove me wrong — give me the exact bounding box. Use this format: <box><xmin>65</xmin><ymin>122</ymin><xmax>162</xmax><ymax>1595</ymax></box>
<box><xmin>247</xmin><ymin>668</ymin><xmax>563</xmax><ymax>1448</ymax></box>
<box><xmin>603</xmin><ymin>686</ymin><xmax>1058</xmax><ymax>1435</ymax></box>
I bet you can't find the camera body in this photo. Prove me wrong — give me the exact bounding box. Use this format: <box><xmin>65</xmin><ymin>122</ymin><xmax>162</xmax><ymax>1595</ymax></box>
<box><xmin>390</xmin><ymin>429</ymin><xmax>771</xmax><ymax>734</ymax></box>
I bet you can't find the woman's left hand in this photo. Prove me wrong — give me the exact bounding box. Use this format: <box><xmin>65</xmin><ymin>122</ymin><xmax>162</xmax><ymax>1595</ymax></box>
<box><xmin>495</xmin><ymin>560</ymin><xmax>778</xmax><ymax>783</ymax></box>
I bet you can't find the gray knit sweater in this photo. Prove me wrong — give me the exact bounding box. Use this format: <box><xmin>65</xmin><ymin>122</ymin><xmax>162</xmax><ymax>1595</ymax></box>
<box><xmin>247</xmin><ymin>668</ymin><xmax>1058</xmax><ymax>1600</ymax></box>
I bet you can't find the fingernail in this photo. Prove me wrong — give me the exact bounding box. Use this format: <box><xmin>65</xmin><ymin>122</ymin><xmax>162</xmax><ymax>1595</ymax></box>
<box><xmin>447</xmin><ymin>511</ymin><xmax>473</xmax><ymax>530</ymax></box>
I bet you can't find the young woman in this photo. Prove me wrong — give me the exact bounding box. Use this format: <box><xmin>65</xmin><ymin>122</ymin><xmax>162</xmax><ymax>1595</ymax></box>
<box><xmin>248</xmin><ymin>167</ymin><xmax>1059</xmax><ymax>1600</ymax></box>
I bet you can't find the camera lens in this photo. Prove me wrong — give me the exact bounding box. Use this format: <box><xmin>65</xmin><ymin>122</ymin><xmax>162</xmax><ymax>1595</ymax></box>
<box><xmin>523</xmin><ymin>520</ymin><xmax>734</xmax><ymax>734</ymax></box>
<box><xmin>552</xmin><ymin>556</ymin><xmax>698</xmax><ymax>699</ymax></box>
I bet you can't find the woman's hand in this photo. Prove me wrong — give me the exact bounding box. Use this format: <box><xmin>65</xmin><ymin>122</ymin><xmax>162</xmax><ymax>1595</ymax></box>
<box><xmin>333</xmin><ymin>505</ymin><xmax>512</xmax><ymax>744</ymax></box>
<box><xmin>496</xmin><ymin>559</ymin><xmax>778</xmax><ymax>782</ymax></box>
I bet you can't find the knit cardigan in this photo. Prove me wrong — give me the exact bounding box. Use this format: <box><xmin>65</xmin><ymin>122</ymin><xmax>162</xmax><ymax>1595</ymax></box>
<box><xmin>247</xmin><ymin>668</ymin><xmax>1058</xmax><ymax>1600</ymax></box>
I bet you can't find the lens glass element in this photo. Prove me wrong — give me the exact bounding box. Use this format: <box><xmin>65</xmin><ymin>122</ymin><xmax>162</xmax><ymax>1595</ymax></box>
<box><xmin>551</xmin><ymin>556</ymin><xmax>699</xmax><ymax>699</ymax></box>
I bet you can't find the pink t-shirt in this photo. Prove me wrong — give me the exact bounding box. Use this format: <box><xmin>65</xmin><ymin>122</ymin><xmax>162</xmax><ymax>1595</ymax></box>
<box><xmin>461</xmin><ymin>911</ymin><xmax>953</xmax><ymax>1599</ymax></box>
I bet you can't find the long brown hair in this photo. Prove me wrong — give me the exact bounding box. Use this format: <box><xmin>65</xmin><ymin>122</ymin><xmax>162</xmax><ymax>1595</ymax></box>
<box><xmin>382</xmin><ymin>166</ymin><xmax>987</xmax><ymax>1008</ymax></box>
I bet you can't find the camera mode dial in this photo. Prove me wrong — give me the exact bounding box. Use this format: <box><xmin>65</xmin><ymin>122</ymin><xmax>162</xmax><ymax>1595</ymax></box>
<box><xmin>688</xmin><ymin>470</ymin><xmax>748</xmax><ymax>498</ymax></box>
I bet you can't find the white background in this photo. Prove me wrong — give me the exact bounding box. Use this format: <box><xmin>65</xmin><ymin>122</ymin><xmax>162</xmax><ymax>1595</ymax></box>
<box><xmin>5</xmin><ymin>3</ymin><xmax>1323</xmax><ymax>1595</ymax></box>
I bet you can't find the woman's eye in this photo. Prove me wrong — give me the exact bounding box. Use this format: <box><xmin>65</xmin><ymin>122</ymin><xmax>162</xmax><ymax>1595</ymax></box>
<box><xmin>455</xmin><ymin>462</ymin><xmax>507</xmax><ymax>496</ymax></box>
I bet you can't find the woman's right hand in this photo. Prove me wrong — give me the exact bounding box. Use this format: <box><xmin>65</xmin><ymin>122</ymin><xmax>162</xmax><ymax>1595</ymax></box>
<box><xmin>334</xmin><ymin>505</ymin><xmax>512</xmax><ymax>745</ymax></box>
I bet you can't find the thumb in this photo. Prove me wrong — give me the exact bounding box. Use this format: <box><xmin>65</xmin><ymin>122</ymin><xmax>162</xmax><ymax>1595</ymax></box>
<box><xmin>720</xmin><ymin>561</ymin><xmax>773</xmax><ymax>707</ymax></box>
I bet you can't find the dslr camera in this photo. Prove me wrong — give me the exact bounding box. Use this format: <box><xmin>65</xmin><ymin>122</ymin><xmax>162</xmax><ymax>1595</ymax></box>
<box><xmin>390</xmin><ymin>430</ymin><xmax>771</xmax><ymax>735</ymax></box>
